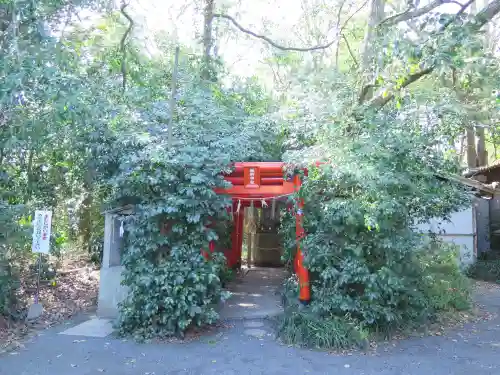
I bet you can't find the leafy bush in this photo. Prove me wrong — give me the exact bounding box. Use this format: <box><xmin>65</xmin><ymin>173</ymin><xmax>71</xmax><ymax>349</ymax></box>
<box><xmin>277</xmin><ymin>130</ymin><xmax>471</xmax><ymax>349</ymax></box>
<box><xmin>418</xmin><ymin>241</ymin><xmax>471</xmax><ymax>312</ymax></box>
<box><xmin>0</xmin><ymin>203</ymin><xmax>31</xmax><ymax>318</ymax></box>
<box><xmin>105</xmin><ymin>53</ymin><xmax>279</xmax><ymax>339</ymax></box>
<box><xmin>278</xmin><ymin>235</ymin><xmax>471</xmax><ymax>348</ymax></box>
<box><xmin>112</xmin><ymin>144</ymin><xmax>234</xmax><ymax>339</ymax></box>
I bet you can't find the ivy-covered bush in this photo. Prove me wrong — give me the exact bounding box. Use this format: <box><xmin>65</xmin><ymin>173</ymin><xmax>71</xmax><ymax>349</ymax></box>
<box><xmin>111</xmin><ymin>142</ymin><xmax>234</xmax><ymax>339</ymax></box>
<box><xmin>101</xmin><ymin>43</ymin><xmax>282</xmax><ymax>337</ymax></box>
<box><xmin>278</xmin><ymin>127</ymin><xmax>471</xmax><ymax>349</ymax></box>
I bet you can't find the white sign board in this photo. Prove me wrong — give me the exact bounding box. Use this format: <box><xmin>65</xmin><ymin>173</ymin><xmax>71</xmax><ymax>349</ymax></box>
<box><xmin>32</xmin><ymin>210</ymin><xmax>52</xmax><ymax>254</ymax></box>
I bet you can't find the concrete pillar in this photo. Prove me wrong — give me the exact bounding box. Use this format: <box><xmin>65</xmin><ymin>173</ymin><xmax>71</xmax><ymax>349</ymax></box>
<box><xmin>97</xmin><ymin>205</ymin><xmax>133</xmax><ymax>318</ymax></box>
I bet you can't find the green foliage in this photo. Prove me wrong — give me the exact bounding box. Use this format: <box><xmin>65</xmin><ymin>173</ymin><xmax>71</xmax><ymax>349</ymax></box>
<box><xmin>0</xmin><ymin>0</ymin><xmax>131</xmax><ymax>319</ymax></box>
<box><xmin>112</xmin><ymin>143</ymin><xmax>233</xmax><ymax>338</ymax></box>
<box><xmin>1</xmin><ymin>0</ymin><xmax>494</xmax><ymax>349</ymax></box>
<box><xmin>110</xmin><ymin>56</ymin><xmax>278</xmax><ymax>337</ymax></box>
<box><xmin>276</xmin><ymin>309</ymin><xmax>368</xmax><ymax>349</ymax></box>
<box><xmin>279</xmin><ymin>227</ymin><xmax>471</xmax><ymax>348</ymax></box>
<box><xmin>276</xmin><ymin>64</ymin><xmax>472</xmax><ymax>349</ymax></box>
<box><xmin>417</xmin><ymin>241</ymin><xmax>472</xmax><ymax>312</ymax></box>
<box><xmin>0</xmin><ymin>203</ymin><xmax>30</xmax><ymax>317</ymax></box>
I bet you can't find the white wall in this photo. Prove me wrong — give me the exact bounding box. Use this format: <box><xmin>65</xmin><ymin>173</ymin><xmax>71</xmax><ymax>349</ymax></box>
<box><xmin>415</xmin><ymin>208</ymin><xmax>476</xmax><ymax>267</ymax></box>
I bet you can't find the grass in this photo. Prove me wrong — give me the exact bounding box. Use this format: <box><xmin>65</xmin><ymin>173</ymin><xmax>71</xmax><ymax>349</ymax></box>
<box><xmin>275</xmin><ymin>309</ymin><xmax>369</xmax><ymax>350</ymax></box>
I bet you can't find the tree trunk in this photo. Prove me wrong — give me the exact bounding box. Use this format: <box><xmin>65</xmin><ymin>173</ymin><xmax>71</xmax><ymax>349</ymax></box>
<box><xmin>483</xmin><ymin>0</ymin><xmax>496</xmax><ymax>51</ymax></box>
<box><xmin>470</xmin><ymin>1</ymin><xmax>488</xmax><ymax>166</ymax></box>
<box><xmin>477</xmin><ymin>125</ymin><xmax>488</xmax><ymax>166</ymax></box>
<box><xmin>24</xmin><ymin>149</ymin><xmax>34</xmax><ymax>203</ymax></box>
<box><xmin>360</xmin><ymin>0</ymin><xmax>385</xmax><ymax>100</ymax></box>
<box><xmin>79</xmin><ymin>168</ymin><xmax>93</xmax><ymax>254</ymax></box>
<box><xmin>202</xmin><ymin>0</ymin><xmax>215</xmax><ymax>80</ymax></box>
<box><xmin>360</xmin><ymin>0</ymin><xmax>385</xmax><ymax>72</ymax></box>
<box><xmin>458</xmin><ymin>133</ymin><xmax>465</xmax><ymax>164</ymax></box>
<box><xmin>466</xmin><ymin>127</ymin><xmax>478</xmax><ymax>168</ymax></box>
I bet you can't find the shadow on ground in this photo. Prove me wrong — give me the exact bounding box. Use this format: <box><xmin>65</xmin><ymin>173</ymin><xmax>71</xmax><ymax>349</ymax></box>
<box><xmin>219</xmin><ymin>267</ymin><xmax>287</xmax><ymax>320</ymax></box>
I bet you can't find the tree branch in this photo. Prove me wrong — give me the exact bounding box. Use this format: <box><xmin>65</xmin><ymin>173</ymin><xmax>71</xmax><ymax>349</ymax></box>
<box><xmin>364</xmin><ymin>67</ymin><xmax>434</xmax><ymax>110</ymax></box>
<box><xmin>442</xmin><ymin>0</ymin><xmax>476</xmax><ymax>29</ymax></box>
<box><xmin>378</xmin><ymin>0</ymin><xmax>463</xmax><ymax>27</ymax></box>
<box><xmin>11</xmin><ymin>0</ymin><xmax>19</xmax><ymax>62</ymax></box>
<box><xmin>212</xmin><ymin>13</ymin><xmax>337</xmax><ymax>52</ymax></box>
<box><xmin>339</xmin><ymin>0</ymin><xmax>371</xmax><ymax>33</ymax></box>
<box><xmin>360</xmin><ymin>0</ymin><xmax>500</xmax><ymax>111</ymax></box>
<box><xmin>334</xmin><ymin>0</ymin><xmax>347</xmax><ymax>66</ymax></box>
<box><xmin>342</xmin><ymin>34</ymin><xmax>358</xmax><ymax>67</ymax></box>
<box><xmin>336</xmin><ymin>0</ymin><xmax>370</xmax><ymax>65</ymax></box>
<box><xmin>358</xmin><ymin>83</ymin><xmax>375</xmax><ymax>104</ymax></box>
<box><xmin>214</xmin><ymin>0</ymin><xmax>370</xmax><ymax>55</ymax></box>
<box><xmin>335</xmin><ymin>0</ymin><xmax>347</xmax><ymax>35</ymax></box>
<box><xmin>473</xmin><ymin>0</ymin><xmax>500</xmax><ymax>29</ymax></box>
<box><xmin>120</xmin><ymin>1</ymin><xmax>134</xmax><ymax>92</ymax></box>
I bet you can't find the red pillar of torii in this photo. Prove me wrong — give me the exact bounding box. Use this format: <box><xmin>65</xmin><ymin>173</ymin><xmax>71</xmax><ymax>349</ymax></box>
<box><xmin>204</xmin><ymin>162</ymin><xmax>311</xmax><ymax>304</ymax></box>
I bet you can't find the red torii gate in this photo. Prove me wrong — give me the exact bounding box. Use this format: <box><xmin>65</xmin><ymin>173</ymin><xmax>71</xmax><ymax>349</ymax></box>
<box><xmin>206</xmin><ymin>162</ymin><xmax>311</xmax><ymax>304</ymax></box>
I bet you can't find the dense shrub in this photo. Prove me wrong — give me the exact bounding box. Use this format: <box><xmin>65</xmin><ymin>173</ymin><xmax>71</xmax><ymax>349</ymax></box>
<box><xmin>112</xmin><ymin>144</ymin><xmax>234</xmax><ymax>339</ymax></box>
<box><xmin>277</xmin><ymin>133</ymin><xmax>471</xmax><ymax>349</ymax></box>
<box><xmin>278</xmin><ymin>235</ymin><xmax>471</xmax><ymax>349</ymax></box>
<box><xmin>0</xmin><ymin>203</ymin><xmax>31</xmax><ymax>318</ymax></box>
<box><xmin>418</xmin><ymin>241</ymin><xmax>471</xmax><ymax>312</ymax></box>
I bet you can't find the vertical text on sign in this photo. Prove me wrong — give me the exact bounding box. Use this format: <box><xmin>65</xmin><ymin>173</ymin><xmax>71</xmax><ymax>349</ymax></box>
<box><xmin>244</xmin><ymin>167</ymin><xmax>260</xmax><ymax>189</ymax></box>
<box><xmin>31</xmin><ymin>210</ymin><xmax>52</xmax><ymax>254</ymax></box>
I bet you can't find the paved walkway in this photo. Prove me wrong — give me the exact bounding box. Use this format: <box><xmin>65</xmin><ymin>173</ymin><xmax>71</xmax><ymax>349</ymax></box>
<box><xmin>2</xmin><ymin>283</ymin><xmax>500</xmax><ymax>375</ymax></box>
<box><xmin>219</xmin><ymin>267</ymin><xmax>285</xmax><ymax>320</ymax></box>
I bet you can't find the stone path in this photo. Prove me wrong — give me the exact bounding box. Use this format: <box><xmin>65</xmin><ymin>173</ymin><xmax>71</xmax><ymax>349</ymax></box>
<box><xmin>1</xmin><ymin>282</ymin><xmax>500</xmax><ymax>375</ymax></box>
<box><xmin>218</xmin><ymin>267</ymin><xmax>286</xmax><ymax>320</ymax></box>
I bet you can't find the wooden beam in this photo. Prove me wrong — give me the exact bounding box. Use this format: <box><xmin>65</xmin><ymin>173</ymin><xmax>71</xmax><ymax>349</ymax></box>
<box><xmin>440</xmin><ymin>174</ymin><xmax>496</xmax><ymax>194</ymax></box>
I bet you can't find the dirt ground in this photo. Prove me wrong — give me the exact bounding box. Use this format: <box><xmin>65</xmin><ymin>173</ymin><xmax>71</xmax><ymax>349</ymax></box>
<box><xmin>0</xmin><ymin>261</ymin><xmax>99</xmax><ymax>354</ymax></box>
